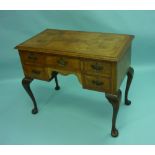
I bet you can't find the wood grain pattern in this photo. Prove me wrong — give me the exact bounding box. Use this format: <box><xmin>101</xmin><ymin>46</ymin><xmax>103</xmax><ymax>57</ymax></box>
<box><xmin>83</xmin><ymin>75</ymin><xmax>111</xmax><ymax>92</ymax></box>
<box><xmin>116</xmin><ymin>45</ymin><xmax>131</xmax><ymax>90</ymax></box>
<box><xmin>16</xmin><ymin>29</ymin><xmax>134</xmax><ymax>94</ymax></box>
<box><xmin>46</xmin><ymin>55</ymin><xmax>80</xmax><ymax>71</ymax></box>
<box><xmin>19</xmin><ymin>50</ymin><xmax>45</xmax><ymax>65</ymax></box>
<box><xmin>82</xmin><ymin>59</ymin><xmax>111</xmax><ymax>77</ymax></box>
<box><xmin>15</xmin><ymin>29</ymin><xmax>134</xmax><ymax>61</ymax></box>
<box><xmin>16</xmin><ymin>29</ymin><xmax>134</xmax><ymax>137</ymax></box>
<box><xmin>22</xmin><ymin>64</ymin><xmax>50</xmax><ymax>81</ymax></box>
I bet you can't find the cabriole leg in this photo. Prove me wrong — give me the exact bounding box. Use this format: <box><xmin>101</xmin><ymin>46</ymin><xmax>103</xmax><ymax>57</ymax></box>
<box><xmin>125</xmin><ymin>66</ymin><xmax>134</xmax><ymax>105</ymax></box>
<box><xmin>22</xmin><ymin>77</ymin><xmax>38</xmax><ymax>114</ymax></box>
<box><xmin>51</xmin><ymin>71</ymin><xmax>60</xmax><ymax>90</ymax></box>
<box><xmin>54</xmin><ymin>74</ymin><xmax>60</xmax><ymax>90</ymax></box>
<box><xmin>105</xmin><ymin>89</ymin><xmax>122</xmax><ymax>137</ymax></box>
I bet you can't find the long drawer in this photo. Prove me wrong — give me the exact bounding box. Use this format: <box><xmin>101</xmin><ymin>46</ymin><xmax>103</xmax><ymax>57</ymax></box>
<box><xmin>46</xmin><ymin>55</ymin><xmax>80</xmax><ymax>71</ymax></box>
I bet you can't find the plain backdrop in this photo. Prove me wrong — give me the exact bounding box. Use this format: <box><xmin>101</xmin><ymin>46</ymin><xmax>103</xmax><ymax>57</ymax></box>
<box><xmin>0</xmin><ymin>10</ymin><xmax>155</xmax><ymax>144</ymax></box>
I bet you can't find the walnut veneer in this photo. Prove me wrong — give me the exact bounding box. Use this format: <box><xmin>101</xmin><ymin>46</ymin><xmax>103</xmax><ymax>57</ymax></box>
<box><xmin>15</xmin><ymin>29</ymin><xmax>134</xmax><ymax>137</ymax></box>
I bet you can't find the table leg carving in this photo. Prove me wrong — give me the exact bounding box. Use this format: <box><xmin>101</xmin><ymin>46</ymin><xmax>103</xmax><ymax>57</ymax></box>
<box><xmin>125</xmin><ymin>66</ymin><xmax>134</xmax><ymax>105</ymax></box>
<box><xmin>105</xmin><ymin>89</ymin><xmax>122</xmax><ymax>137</ymax></box>
<box><xmin>22</xmin><ymin>77</ymin><xmax>38</xmax><ymax>114</ymax></box>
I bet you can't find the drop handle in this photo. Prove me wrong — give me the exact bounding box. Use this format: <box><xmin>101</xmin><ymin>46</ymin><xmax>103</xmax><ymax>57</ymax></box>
<box><xmin>92</xmin><ymin>80</ymin><xmax>104</xmax><ymax>86</ymax></box>
<box><xmin>31</xmin><ymin>70</ymin><xmax>41</xmax><ymax>75</ymax></box>
<box><xmin>91</xmin><ymin>63</ymin><xmax>103</xmax><ymax>71</ymax></box>
<box><xmin>57</xmin><ymin>58</ymin><xmax>68</xmax><ymax>67</ymax></box>
<box><xmin>28</xmin><ymin>54</ymin><xmax>37</xmax><ymax>60</ymax></box>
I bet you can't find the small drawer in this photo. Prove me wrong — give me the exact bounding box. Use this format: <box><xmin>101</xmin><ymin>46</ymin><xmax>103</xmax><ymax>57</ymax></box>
<box><xmin>46</xmin><ymin>55</ymin><xmax>80</xmax><ymax>71</ymax></box>
<box><xmin>23</xmin><ymin>65</ymin><xmax>50</xmax><ymax>81</ymax></box>
<box><xmin>83</xmin><ymin>60</ymin><xmax>111</xmax><ymax>76</ymax></box>
<box><xmin>19</xmin><ymin>51</ymin><xmax>45</xmax><ymax>65</ymax></box>
<box><xmin>83</xmin><ymin>75</ymin><xmax>111</xmax><ymax>92</ymax></box>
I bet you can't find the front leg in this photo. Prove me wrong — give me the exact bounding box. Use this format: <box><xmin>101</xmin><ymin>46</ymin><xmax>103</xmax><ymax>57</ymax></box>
<box><xmin>105</xmin><ymin>89</ymin><xmax>122</xmax><ymax>137</ymax></box>
<box><xmin>22</xmin><ymin>77</ymin><xmax>38</xmax><ymax>114</ymax></box>
<box><xmin>51</xmin><ymin>71</ymin><xmax>60</xmax><ymax>90</ymax></box>
<box><xmin>54</xmin><ymin>73</ymin><xmax>60</xmax><ymax>90</ymax></box>
<box><xmin>125</xmin><ymin>66</ymin><xmax>134</xmax><ymax>105</ymax></box>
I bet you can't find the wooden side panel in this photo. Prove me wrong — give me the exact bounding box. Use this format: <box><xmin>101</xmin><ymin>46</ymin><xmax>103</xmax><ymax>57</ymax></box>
<box><xmin>116</xmin><ymin>45</ymin><xmax>131</xmax><ymax>90</ymax></box>
<box><xmin>111</xmin><ymin>62</ymin><xmax>117</xmax><ymax>94</ymax></box>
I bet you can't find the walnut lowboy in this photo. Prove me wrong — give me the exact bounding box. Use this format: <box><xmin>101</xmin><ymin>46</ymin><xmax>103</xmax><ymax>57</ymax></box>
<box><xmin>15</xmin><ymin>29</ymin><xmax>134</xmax><ymax>137</ymax></box>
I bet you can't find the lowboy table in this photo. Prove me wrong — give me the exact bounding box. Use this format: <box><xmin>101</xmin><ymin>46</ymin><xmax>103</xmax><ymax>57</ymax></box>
<box><xmin>15</xmin><ymin>29</ymin><xmax>134</xmax><ymax>137</ymax></box>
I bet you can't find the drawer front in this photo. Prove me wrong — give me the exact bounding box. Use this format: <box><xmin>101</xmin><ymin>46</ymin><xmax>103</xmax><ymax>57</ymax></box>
<box><xmin>83</xmin><ymin>75</ymin><xmax>111</xmax><ymax>92</ymax></box>
<box><xmin>46</xmin><ymin>55</ymin><xmax>80</xmax><ymax>71</ymax></box>
<box><xmin>23</xmin><ymin>65</ymin><xmax>50</xmax><ymax>80</ymax></box>
<box><xmin>20</xmin><ymin>51</ymin><xmax>45</xmax><ymax>65</ymax></box>
<box><xmin>83</xmin><ymin>60</ymin><xmax>111</xmax><ymax>76</ymax></box>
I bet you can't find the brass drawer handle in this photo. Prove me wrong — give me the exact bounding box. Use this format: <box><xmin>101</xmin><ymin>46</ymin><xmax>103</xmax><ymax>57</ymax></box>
<box><xmin>28</xmin><ymin>54</ymin><xmax>37</xmax><ymax>61</ymax></box>
<box><xmin>31</xmin><ymin>70</ymin><xmax>41</xmax><ymax>75</ymax></box>
<box><xmin>57</xmin><ymin>58</ymin><xmax>68</xmax><ymax>67</ymax></box>
<box><xmin>91</xmin><ymin>63</ymin><xmax>103</xmax><ymax>71</ymax></box>
<box><xmin>92</xmin><ymin>80</ymin><xmax>103</xmax><ymax>86</ymax></box>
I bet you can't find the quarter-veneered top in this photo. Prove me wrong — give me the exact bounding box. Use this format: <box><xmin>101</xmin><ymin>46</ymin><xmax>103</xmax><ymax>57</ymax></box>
<box><xmin>15</xmin><ymin>29</ymin><xmax>134</xmax><ymax>61</ymax></box>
